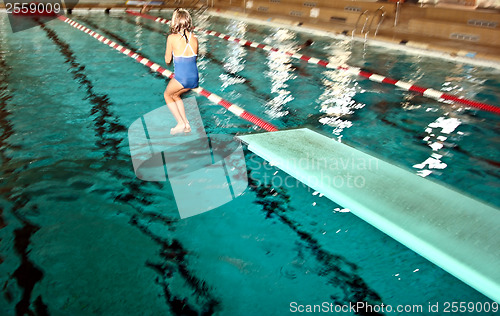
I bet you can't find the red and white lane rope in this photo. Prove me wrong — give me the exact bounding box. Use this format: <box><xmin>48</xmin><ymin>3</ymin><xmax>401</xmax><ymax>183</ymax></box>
<box><xmin>56</xmin><ymin>15</ymin><xmax>278</xmax><ymax>132</ymax></box>
<box><xmin>126</xmin><ymin>10</ymin><xmax>500</xmax><ymax>115</ymax></box>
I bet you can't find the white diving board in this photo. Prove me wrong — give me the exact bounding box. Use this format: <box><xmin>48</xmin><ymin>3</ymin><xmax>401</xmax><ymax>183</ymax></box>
<box><xmin>237</xmin><ymin>128</ymin><xmax>500</xmax><ymax>302</ymax></box>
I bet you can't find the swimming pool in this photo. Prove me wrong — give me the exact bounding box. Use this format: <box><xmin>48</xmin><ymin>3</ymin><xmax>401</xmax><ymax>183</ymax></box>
<box><xmin>0</xmin><ymin>9</ymin><xmax>498</xmax><ymax>315</ymax></box>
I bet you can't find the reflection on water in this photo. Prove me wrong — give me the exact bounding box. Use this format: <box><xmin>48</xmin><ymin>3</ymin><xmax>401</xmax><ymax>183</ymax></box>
<box><xmin>263</xmin><ymin>28</ymin><xmax>297</xmax><ymax>118</ymax></box>
<box><xmin>325</xmin><ymin>38</ymin><xmax>352</xmax><ymax>67</ymax></box>
<box><xmin>317</xmin><ymin>71</ymin><xmax>364</xmax><ymax>136</ymax></box>
<box><xmin>413</xmin><ymin>116</ymin><xmax>462</xmax><ymax>177</ymax></box>
<box><xmin>316</xmin><ymin>39</ymin><xmax>363</xmax><ymax>137</ymax></box>
<box><xmin>264</xmin><ymin>49</ymin><xmax>294</xmax><ymax>118</ymax></box>
<box><xmin>220</xmin><ymin>20</ymin><xmax>247</xmax><ymax>89</ymax></box>
<box><xmin>133</xmin><ymin>15</ymin><xmax>145</xmax><ymax>47</ymax></box>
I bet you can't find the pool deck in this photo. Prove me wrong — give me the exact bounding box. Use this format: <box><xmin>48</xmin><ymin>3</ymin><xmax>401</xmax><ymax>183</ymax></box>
<box><xmin>237</xmin><ymin>128</ymin><xmax>500</xmax><ymax>303</ymax></box>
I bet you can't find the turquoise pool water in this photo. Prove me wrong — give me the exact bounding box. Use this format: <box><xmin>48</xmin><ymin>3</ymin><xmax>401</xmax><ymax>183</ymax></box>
<box><xmin>0</xmin><ymin>10</ymin><xmax>499</xmax><ymax>315</ymax></box>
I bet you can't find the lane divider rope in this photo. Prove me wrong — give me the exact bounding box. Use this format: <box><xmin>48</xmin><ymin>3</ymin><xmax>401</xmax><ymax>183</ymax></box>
<box><xmin>56</xmin><ymin>15</ymin><xmax>279</xmax><ymax>132</ymax></box>
<box><xmin>126</xmin><ymin>10</ymin><xmax>500</xmax><ymax>115</ymax></box>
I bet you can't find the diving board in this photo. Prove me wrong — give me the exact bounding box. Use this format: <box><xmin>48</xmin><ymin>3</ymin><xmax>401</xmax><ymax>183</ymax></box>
<box><xmin>237</xmin><ymin>128</ymin><xmax>500</xmax><ymax>302</ymax></box>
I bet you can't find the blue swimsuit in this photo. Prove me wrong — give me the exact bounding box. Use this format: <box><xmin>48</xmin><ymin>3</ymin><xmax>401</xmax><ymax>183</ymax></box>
<box><xmin>173</xmin><ymin>32</ymin><xmax>199</xmax><ymax>89</ymax></box>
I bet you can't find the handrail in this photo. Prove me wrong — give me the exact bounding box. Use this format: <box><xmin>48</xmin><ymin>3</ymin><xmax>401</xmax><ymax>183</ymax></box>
<box><xmin>352</xmin><ymin>10</ymin><xmax>370</xmax><ymax>37</ymax></box>
<box><xmin>352</xmin><ymin>7</ymin><xmax>386</xmax><ymax>38</ymax></box>
<box><xmin>367</xmin><ymin>6</ymin><xmax>386</xmax><ymax>37</ymax></box>
<box><xmin>394</xmin><ymin>0</ymin><xmax>401</xmax><ymax>27</ymax></box>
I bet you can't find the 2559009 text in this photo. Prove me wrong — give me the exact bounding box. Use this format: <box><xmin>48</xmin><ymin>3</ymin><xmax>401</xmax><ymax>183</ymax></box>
<box><xmin>6</xmin><ymin>2</ymin><xmax>61</xmax><ymax>14</ymax></box>
<box><xmin>439</xmin><ymin>301</ymin><xmax>498</xmax><ymax>313</ymax></box>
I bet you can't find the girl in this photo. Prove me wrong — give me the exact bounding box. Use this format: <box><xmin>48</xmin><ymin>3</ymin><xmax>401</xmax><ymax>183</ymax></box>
<box><xmin>164</xmin><ymin>8</ymin><xmax>199</xmax><ymax>134</ymax></box>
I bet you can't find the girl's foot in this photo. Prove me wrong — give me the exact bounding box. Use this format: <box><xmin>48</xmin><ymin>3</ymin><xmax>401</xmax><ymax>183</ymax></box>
<box><xmin>170</xmin><ymin>124</ymin><xmax>186</xmax><ymax>135</ymax></box>
<box><xmin>184</xmin><ymin>123</ymin><xmax>191</xmax><ymax>133</ymax></box>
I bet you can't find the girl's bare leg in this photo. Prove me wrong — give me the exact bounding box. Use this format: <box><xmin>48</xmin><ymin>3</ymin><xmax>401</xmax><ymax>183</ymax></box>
<box><xmin>164</xmin><ymin>79</ymin><xmax>190</xmax><ymax>134</ymax></box>
<box><xmin>172</xmin><ymin>90</ymin><xmax>191</xmax><ymax>133</ymax></box>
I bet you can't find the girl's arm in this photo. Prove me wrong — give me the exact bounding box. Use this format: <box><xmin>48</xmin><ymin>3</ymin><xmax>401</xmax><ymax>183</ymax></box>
<box><xmin>165</xmin><ymin>35</ymin><xmax>173</xmax><ymax>65</ymax></box>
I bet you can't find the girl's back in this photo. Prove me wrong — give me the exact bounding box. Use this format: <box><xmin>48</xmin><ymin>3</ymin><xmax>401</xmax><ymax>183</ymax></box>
<box><xmin>170</xmin><ymin>32</ymin><xmax>198</xmax><ymax>57</ymax></box>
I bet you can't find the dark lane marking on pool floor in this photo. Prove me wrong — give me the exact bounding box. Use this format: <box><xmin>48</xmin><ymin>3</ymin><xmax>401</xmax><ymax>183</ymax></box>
<box><xmin>38</xmin><ymin>21</ymin><xmax>124</xmax><ymax>159</ymax></box>
<box><xmin>0</xmin><ymin>31</ymin><xmax>51</xmax><ymax>316</ymax></box>
<box><xmin>131</xmin><ymin>216</ymin><xmax>221</xmax><ymax>315</ymax></box>
<box><xmin>0</xmin><ymin>43</ymin><xmax>17</xmax><ymax>169</ymax></box>
<box><xmin>38</xmin><ymin>21</ymin><xmax>222</xmax><ymax>314</ymax></box>
<box><xmin>76</xmin><ymin>16</ymin><xmax>170</xmax><ymax>84</ymax></box>
<box><xmin>6</xmin><ymin>193</ymin><xmax>49</xmax><ymax>316</ymax></box>
<box><xmin>247</xmin><ymin>169</ymin><xmax>384</xmax><ymax>314</ymax></box>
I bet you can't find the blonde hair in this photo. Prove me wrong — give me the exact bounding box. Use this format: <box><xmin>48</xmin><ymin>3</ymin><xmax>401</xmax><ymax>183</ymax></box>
<box><xmin>171</xmin><ymin>8</ymin><xmax>193</xmax><ymax>41</ymax></box>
